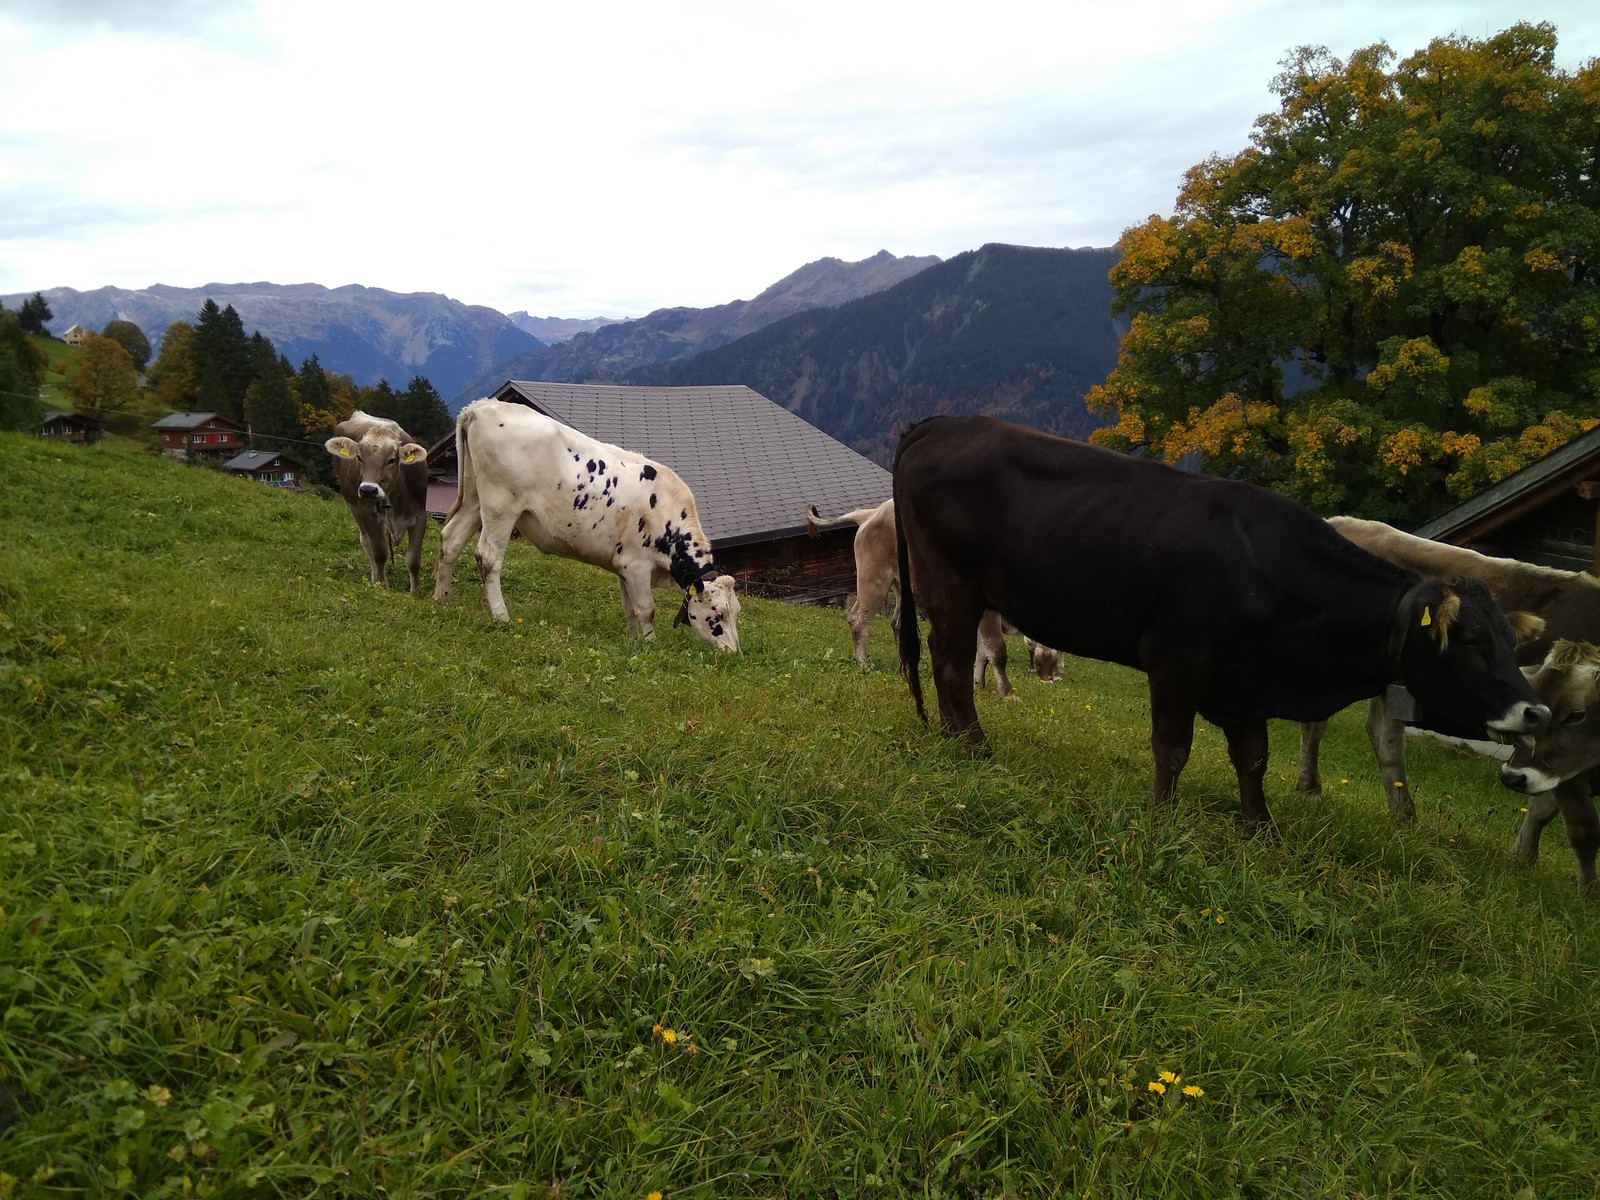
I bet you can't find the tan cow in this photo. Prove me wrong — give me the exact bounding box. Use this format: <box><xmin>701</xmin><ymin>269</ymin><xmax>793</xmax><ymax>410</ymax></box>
<box><xmin>435</xmin><ymin>399</ymin><xmax>741</xmax><ymax>651</ymax></box>
<box><xmin>1499</xmin><ymin>640</ymin><xmax>1600</xmax><ymax>898</ymax></box>
<box><xmin>1298</xmin><ymin>516</ymin><xmax>1561</xmax><ymax>820</ymax></box>
<box><xmin>805</xmin><ymin>501</ymin><xmax>1062</xmax><ymax>695</ymax></box>
<box><xmin>324</xmin><ymin>411</ymin><xmax>430</xmax><ymax>594</ymax></box>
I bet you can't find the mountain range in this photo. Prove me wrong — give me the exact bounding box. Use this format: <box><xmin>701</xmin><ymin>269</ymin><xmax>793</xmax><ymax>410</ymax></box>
<box><xmin>5</xmin><ymin>281</ymin><xmax>542</xmax><ymax>402</ymax></box>
<box><xmin>11</xmin><ymin>244</ymin><xmax>1122</xmax><ymax>463</ymax></box>
<box><xmin>448</xmin><ymin>249</ymin><xmax>941</xmax><ymax>405</ymax></box>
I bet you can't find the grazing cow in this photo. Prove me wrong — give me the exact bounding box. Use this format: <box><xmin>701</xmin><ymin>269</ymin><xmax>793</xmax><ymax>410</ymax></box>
<box><xmin>804</xmin><ymin>500</ymin><xmax>1060</xmax><ymax>695</ymax></box>
<box><xmin>1298</xmin><ymin>516</ymin><xmax>1591</xmax><ymax>819</ymax></box>
<box><xmin>1498</xmin><ymin>641</ymin><xmax>1600</xmax><ymax>898</ymax></box>
<box><xmin>324</xmin><ymin>410</ymin><xmax>430</xmax><ymax>594</ymax></box>
<box><xmin>434</xmin><ymin>399</ymin><xmax>741</xmax><ymax>652</ymax></box>
<box><xmin>892</xmin><ymin>416</ymin><xmax>1549</xmax><ymax>824</ymax></box>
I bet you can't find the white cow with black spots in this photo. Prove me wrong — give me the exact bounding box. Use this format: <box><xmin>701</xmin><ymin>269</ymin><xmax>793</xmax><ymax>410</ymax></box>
<box><xmin>433</xmin><ymin>398</ymin><xmax>741</xmax><ymax>652</ymax></box>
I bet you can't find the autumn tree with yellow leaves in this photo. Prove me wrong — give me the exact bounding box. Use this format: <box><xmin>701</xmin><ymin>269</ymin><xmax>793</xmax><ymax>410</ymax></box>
<box><xmin>1088</xmin><ymin>22</ymin><xmax>1600</xmax><ymax>520</ymax></box>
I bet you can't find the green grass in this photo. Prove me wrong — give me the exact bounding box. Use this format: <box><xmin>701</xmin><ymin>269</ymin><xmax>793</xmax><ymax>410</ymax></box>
<box><xmin>2</xmin><ymin>432</ymin><xmax>1598</xmax><ymax>1198</ymax></box>
<box><xmin>30</xmin><ymin>336</ymin><xmax>78</xmax><ymax>409</ymax></box>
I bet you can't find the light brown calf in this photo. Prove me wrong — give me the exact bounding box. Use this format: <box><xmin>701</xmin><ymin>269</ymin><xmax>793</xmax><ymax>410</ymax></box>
<box><xmin>1500</xmin><ymin>641</ymin><xmax>1600</xmax><ymax>898</ymax></box>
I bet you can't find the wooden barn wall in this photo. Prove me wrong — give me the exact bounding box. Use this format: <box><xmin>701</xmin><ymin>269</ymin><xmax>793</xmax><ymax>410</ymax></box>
<box><xmin>1463</xmin><ymin>490</ymin><xmax>1599</xmax><ymax>574</ymax></box>
<box><xmin>714</xmin><ymin>528</ymin><xmax>858</xmax><ymax>607</ymax></box>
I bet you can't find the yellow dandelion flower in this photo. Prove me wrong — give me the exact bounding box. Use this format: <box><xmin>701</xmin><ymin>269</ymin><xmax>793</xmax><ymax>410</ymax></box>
<box><xmin>661</xmin><ymin>1029</ymin><xmax>678</xmax><ymax>1045</ymax></box>
<box><xmin>1158</xmin><ymin>1070</ymin><xmax>1180</xmax><ymax>1084</ymax></box>
<box><xmin>1200</xmin><ymin>907</ymin><xmax>1212</xmax><ymax>917</ymax></box>
<box><xmin>145</xmin><ymin>1085</ymin><xmax>172</xmax><ymax>1107</ymax></box>
<box><xmin>651</xmin><ymin>1024</ymin><xmax>663</xmax><ymax>1038</ymax></box>
<box><xmin>1216</xmin><ymin>914</ymin><xmax>1225</xmax><ymax>924</ymax></box>
<box><xmin>1147</xmin><ymin>1080</ymin><xmax>1166</xmax><ymax>1095</ymax></box>
<box><xmin>648</xmin><ymin>1192</ymin><xmax>664</xmax><ymax>1200</ymax></box>
<box><xmin>1182</xmin><ymin>1084</ymin><xmax>1204</xmax><ymax>1098</ymax></box>
<box><xmin>686</xmin><ymin>1043</ymin><xmax>698</xmax><ymax>1056</ymax></box>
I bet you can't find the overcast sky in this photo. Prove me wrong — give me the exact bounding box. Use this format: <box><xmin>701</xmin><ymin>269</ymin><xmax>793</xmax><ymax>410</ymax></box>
<box><xmin>2</xmin><ymin>1</ymin><xmax>1595</xmax><ymax>320</ymax></box>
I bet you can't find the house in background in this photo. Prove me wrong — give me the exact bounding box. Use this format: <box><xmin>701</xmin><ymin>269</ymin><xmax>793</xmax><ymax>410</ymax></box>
<box><xmin>225</xmin><ymin>449</ymin><xmax>305</xmax><ymax>489</ymax></box>
<box><xmin>1414</xmin><ymin>425</ymin><xmax>1600</xmax><ymax>573</ymax></box>
<box><xmin>150</xmin><ymin>411</ymin><xmax>245</xmax><ymax>461</ymax></box>
<box><xmin>426</xmin><ymin>381</ymin><xmax>892</xmax><ymax>603</ymax></box>
<box><xmin>62</xmin><ymin>324</ymin><xmax>88</xmax><ymax>346</ymax></box>
<box><xmin>40</xmin><ymin>409</ymin><xmax>103</xmax><ymax>445</ymax></box>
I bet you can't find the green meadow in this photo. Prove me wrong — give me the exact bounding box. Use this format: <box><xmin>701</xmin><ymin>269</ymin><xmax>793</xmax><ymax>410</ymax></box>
<box><xmin>2</xmin><ymin>433</ymin><xmax>1597</xmax><ymax>1198</ymax></box>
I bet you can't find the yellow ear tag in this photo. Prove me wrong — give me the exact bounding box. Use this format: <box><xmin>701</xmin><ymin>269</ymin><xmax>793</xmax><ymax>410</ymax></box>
<box><xmin>1421</xmin><ymin>607</ymin><xmax>1432</xmax><ymax>627</ymax></box>
<box><xmin>338</xmin><ymin>444</ymin><xmax>353</xmax><ymax>458</ymax></box>
<box><xmin>692</xmin><ymin>580</ymin><xmax>705</xmax><ymax>596</ymax></box>
<box><xmin>402</xmin><ymin>449</ymin><xmax>419</xmax><ymax>464</ymax></box>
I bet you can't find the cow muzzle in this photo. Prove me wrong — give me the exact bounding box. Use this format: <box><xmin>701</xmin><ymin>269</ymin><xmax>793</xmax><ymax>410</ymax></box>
<box><xmin>1500</xmin><ymin>761</ymin><xmax>1561</xmax><ymax>795</ymax></box>
<box><xmin>1489</xmin><ymin>701</ymin><xmax>1552</xmax><ymax>737</ymax></box>
<box><xmin>358</xmin><ymin>482</ymin><xmax>388</xmax><ymax>504</ymax></box>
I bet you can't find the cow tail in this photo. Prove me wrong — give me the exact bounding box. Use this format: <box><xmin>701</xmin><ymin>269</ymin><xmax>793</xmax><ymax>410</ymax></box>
<box><xmin>895</xmin><ymin>494</ymin><xmax>927</xmax><ymax>725</ymax></box>
<box><xmin>446</xmin><ymin>405</ymin><xmax>477</xmax><ymax>525</ymax></box>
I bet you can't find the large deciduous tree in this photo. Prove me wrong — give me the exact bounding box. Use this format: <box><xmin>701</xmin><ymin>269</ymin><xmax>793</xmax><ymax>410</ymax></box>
<box><xmin>1088</xmin><ymin>22</ymin><xmax>1600</xmax><ymax>520</ymax></box>
<box><xmin>100</xmin><ymin>319</ymin><xmax>152</xmax><ymax>373</ymax></box>
<box><xmin>64</xmin><ymin>333</ymin><xmax>140</xmax><ymax>416</ymax></box>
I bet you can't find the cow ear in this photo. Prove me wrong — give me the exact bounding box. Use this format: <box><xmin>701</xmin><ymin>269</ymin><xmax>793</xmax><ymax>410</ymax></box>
<box><xmin>1427</xmin><ymin>589</ymin><xmax>1462</xmax><ymax>648</ymax></box>
<box><xmin>400</xmin><ymin>442</ymin><xmax>426</xmax><ymax>465</ymax></box>
<box><xmin>691</xmin><ymin>579</ymin><xmax>705</xmax><ymax>596</ymax></box>
<box><xmin>325</xmin><ymin>436</ymin><xmax>357</xmax><ymax>459</ymax></box>
<box><xmin>1506</xmin><ymin>611</ymin><xmax>1546</xmax><ymax>647</ymax></box>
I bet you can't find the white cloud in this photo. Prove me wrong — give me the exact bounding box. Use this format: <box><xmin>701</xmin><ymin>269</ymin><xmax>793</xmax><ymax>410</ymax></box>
<box><xmin>2</xmin><ymin>0</ymin><xmax>1595</xmax><ymax>317</ymax></box>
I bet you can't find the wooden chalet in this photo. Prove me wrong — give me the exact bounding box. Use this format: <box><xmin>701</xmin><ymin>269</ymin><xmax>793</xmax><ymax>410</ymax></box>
<box><xmin>149</xmin><ymin>411</ymin><xmax>246</xmax><ymax>461</ymax></box>
<box><xmin>426</xmin><ymin>381</ymin><xmax>892</xmax><ymax>604</ymax></box>
<box><xmin>1413</xmin><ymin>425</ymin><xmax>1600</xmax><ymax>573</ymax></box>
<box><xmin>39</xmin><ymin>409</ymin><xmax>103</xmax><ymax>445</ymax></box>
<box><xmin>224</xmin><ymin>449</ymin><xmax>306</xmax><ymax>489</ymax></box>
<box><xmin>62</xmin><ymin>324</ymin><xmax>88</xmax><ymax>347</ymax></box>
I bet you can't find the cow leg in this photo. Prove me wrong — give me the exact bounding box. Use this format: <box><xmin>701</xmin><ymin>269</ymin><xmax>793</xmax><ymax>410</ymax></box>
<box><xmin>358</xmin><ymin>525</ymin><xmax>388</xmax><ymax>587</ymax></box>
<box><xmin>1365</xmin><ymin>695</ymin><xmax>1414</xmax><ymax>823</ymax></box>
<box><xmin>975</xmin><ymin>611</ymin><xmax>1014</xmax><ymax>698</ymax></box>
<box><xmin>848</xmin><ymin>574</ymin><xmax>889</xmax><ymax>666</ymax></box>
<box><xmin>617</xmin><ymin>568</ymin><xmax>656</xmax><ymax>639</ymax></box>
<box><xmin>433</xmin><ymin>501</ymin><xmax>480</xmax><ymax>604</ymax></box>
<box><xmin>474</xmin><ymin>512</ymin><xmax>516</xmax><ymax>622</ymax></box>
<box><xmin>1554</xmin><ymin>776</ymin><xmax>1600</xmax><ymax>899</ymax></box>
<box><xmin>1510</xmin><ymin>790</ymin><xmax>1559</xmax><ymax>870</ymax></box>
<box><xmin>1295</xmin><ymin>721</ymin><xmax>1326</xmax><ymax>799</ymax></box>
<box><xmin>1222</xmin><ymin>718</ymin><xmax>1272</xmax><ymax>826</ymax></box>
<box><xmin>402</xmin><ymin>515</ymin><xmax>426</xmax><ymax>596</ymax></box>
<box><xmin>926</xmin><ymin>609</ymin><xmax>987</xmax><ymax>750</ymax></box>
<box><xmin>1146</xmin><ymin>677</ymin><xmax>1196</xmax><ymax>808</ymax></box>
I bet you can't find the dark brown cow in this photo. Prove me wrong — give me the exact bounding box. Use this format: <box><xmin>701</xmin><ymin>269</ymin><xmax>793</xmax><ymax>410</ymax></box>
<box><xmin>1499</xmin><ymin>640</ymin><xmax>1600</xmax><ymax>898</ymax></box>
<box><xmin>324</xmin><ymin>411</ymin><xmax>430</xmax><ymax>594</ymax></box>
<box><xmin>1298</xmin><ymin>516</ymin><xmax>1594</xmax><ymax>820</ymax></box>
<box><xmin>892</xmin><ymin>416</ymin><xmax>1549</xmax><ymax>824</ymax></box>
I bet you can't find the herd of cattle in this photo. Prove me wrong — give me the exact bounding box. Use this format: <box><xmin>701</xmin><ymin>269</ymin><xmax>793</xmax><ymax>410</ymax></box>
<box><xmin>325</xmin><ymin>406</ymin><xmax>1600</xmax><ymax>898</ymax></box>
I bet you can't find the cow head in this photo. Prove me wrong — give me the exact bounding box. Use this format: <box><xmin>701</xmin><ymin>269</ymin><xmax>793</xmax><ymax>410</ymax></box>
<box><xmin>1025</xmin><ymin>637</ymin><xmax>1063</xmax><ymax>683</ymax></box>
<box><xmin>1392</xmin><ymin>576</ymin><xmax>1549</xmax><ymax>741</ymax></box>
<box><xmin>1501</xmin><ymin>641</ymin><xmax>1600</xmax><ymax>795</ymax></box>
<box><xmin>325</xmin><ymin>431</ymin><xmax>427</xmax><ymax>506</ymax></box>
<box><xmin>672</xmin><ymin>573</ymin><xmax>742</xmax><ymax>653</ymax></box>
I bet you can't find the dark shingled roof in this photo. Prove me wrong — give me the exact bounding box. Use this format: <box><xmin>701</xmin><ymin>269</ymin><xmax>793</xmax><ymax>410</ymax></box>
<box><xmin>150</xmin><ymin>410</ymin><xmax>237</xmax><ymax>431</ymax></box>
<box><xmin>225</xmin><ymin>449</ymin><xmax>302</xmax><ymax>472</ymax></box>
<box><xmin>491</xmin><ymin>381</ymin><xmax>891</xmax><ymax>548</ymax></box>
<box><xmin>1412</xmin><ymin>424</ymin><xmax>1600</xmax><ymax>541</ymax></box>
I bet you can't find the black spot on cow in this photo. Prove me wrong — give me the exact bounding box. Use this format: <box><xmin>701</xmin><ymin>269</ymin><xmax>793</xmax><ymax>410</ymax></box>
<box><xmin>586</xmin><ymin>459</ymin><xmax>596</xmax><ymax>474</ymax></box>
<box><xmin>597</xmin><ymin>459</ymin><xmax>606</xmax><ymax>475</ymax></box>
<box><xmin>650</xmin><ymin>493</ymin><xmax>658</xmax><ymax>508</ymax></box>
<box><xmin>638</xmin><ymin>517</ymin><xmax>646</xmax><ymax>532</ymax></box>
<box><xmin>681</xmin><ymin>509</ymin><xmax>687</xmax><ymax>520</ymax></box>
<box><xmin>573</xmin><ymin>453</ymin><xmax>580</xmax><ymax>462</ymax></box>
<box><xmin>606</xmin><ymin>497</ymin><xmax>614</xmax><ymax>506</ymax></box>
<box><xmin>640</xmin><ymin>464</ymin><xmax>657</xmax><ymax>481</ymax></box>
<box><xmin>615</xmin><ymin>542</ymin><xmax>623</xmax><ymax>555</ymax></box>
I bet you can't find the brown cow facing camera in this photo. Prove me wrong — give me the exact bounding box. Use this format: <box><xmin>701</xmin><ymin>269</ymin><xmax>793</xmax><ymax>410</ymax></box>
<box><xmin>324</xmin><ymin>411</ymin><xmax>430</xmax><ymax>594</ymax></box>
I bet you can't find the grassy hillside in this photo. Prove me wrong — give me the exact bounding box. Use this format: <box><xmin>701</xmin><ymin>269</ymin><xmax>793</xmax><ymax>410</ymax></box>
<box><xmin>2</xmin><ymin>434</ymin><xmax>1597</xmax><ymax>1198</ymax></box>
